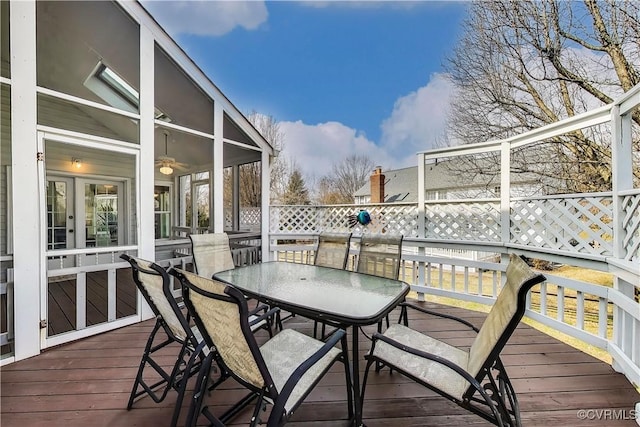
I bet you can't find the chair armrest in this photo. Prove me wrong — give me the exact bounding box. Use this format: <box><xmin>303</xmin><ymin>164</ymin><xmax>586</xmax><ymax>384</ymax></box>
<box><xmin>269</xmin><ymin>329</ymin><xmax>346</xmax><ymax>423</ymax></box>
<box><xmin>400</xmin><ymin>302</ymin><xmax>479</xmax><ymax>332</ymax></box>
<box><xmin>248</xmin><ymin>306</ymin><xmax>280</xmax><ymax>328</ymax></box>
<box><xmin>370</xmin><ymin>332</ymin><xmax>482</xmax><ymax>392</ymax></box>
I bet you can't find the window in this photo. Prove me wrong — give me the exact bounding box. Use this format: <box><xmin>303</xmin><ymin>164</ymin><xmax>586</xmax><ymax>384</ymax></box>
<box><xmin>178</xmin><ymin>172</ymin><xmax>211</xmax><ymax>233</ymax></box>
<box><xmin>154</xmin><ymin>185</ymin><xmax>171</xmax><ymax>239</ymax></box>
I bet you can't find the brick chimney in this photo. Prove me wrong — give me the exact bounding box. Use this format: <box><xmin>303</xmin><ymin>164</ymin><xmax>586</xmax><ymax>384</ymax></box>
<box><xmin>370</xmin><ymin>166</ymin><xmax>385</xmax><ymax>203</ymax></box>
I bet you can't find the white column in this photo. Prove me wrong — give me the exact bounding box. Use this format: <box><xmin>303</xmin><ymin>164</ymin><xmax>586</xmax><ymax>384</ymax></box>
<box><xmin>213</xmin><ymin>103</ymin><xmax>224</xmax><ymax>232</ymax></box>
<box><xmin>261</xmin><ymin>149</ymin><xmax>271</xmax><ymax>261</ymax></box>
<box><xmin>232</xmin><ymin>164</ymin><xmax>240</xmax><ymax>230</ymax></box>
<box><xmin>139</xmin><ymin>25</ymin><xmax>155</xmax><ymax>259</ymax></box>
<box><xmin>138</xmin><ymin>24</ymin><xmax>155</xmax><ymax>320</ymax></box>
<box><xmin>10</xmin><ymin>0</ymin><xmax>40</xmax><ymax>360</ymax></box>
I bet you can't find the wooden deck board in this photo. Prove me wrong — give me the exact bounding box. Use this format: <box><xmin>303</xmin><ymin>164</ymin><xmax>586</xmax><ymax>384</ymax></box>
<box><xmin>1</xmin><ymin>302</ymin><xmax>638</xmax><ymax>427</ymax></box>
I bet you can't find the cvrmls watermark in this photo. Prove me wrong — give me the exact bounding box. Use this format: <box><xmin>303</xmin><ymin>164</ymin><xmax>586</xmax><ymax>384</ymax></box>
<box><xmin>576</xmin><ymin>408</ymin><xmax>638</xmax><ymax>421</ymax></box>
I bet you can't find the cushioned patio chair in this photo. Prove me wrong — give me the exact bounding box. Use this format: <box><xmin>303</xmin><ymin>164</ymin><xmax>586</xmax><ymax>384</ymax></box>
<box><xmin>356</xmin><ymin>233</ymin><xmax>403</xmax><ymax>330</ymax></box>
<box><xmin>312</xmin><ymin>232</ymin><xmax>352</xmax><ymax>338</ymax></box>
<box><xmin>120</xmin><ymin>254</ymin><xmax>226</xmax><ymax>427</ymax></box>
<box><xmin>171</xmin><ymin>268</ymin><xmax>354</xmax><ymax>427</ymax></box>
<box><xmin>361</xmin><ymin>254</ymin><xmax>546</xmax><ymax>427</ymax></box>
<box><xmin>189</xmin><ymin>232</ymin><xmax>280</xmax><ymax>334</ymax></box>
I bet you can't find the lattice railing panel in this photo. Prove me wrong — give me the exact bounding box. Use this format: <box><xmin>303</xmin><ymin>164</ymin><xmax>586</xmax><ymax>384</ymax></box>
<box><xmin>270</xmin><ymin>205</ymin><xmax>320</xmax><ymax>233</ymax></box>
<box><xmin>270</xmin><ymin>204</ymin><xmax>419</xmax><ymax>236</ymax></box>
<box><xmin>510</xmin><ymin>195</ymin><xmax>614</xmax><ymax>256</ymax></box>
<box><xmin>240</xmin><ymin>207</ymin><xmax>261</xmax><ymax>230</ymax></box>
<box><xmin>424</xmin><ymin>201</ymin><xmax>501</xmax><ymax>241</ymax></box>
<box><xmin>621</xmin><ymin>193</ymin><xmax>640</xmax><ymax>262</ymax></box>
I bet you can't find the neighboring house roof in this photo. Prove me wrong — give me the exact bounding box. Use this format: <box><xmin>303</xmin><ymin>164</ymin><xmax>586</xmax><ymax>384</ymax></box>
<box><xmin>355</xmin><ymin>159</ymin><xmax>550</xmax><ymax>202</ymax></box>
<box><xmin>354</xmin><ymin>166</ymin><xmax>418</xmax><ymax>203</ymax></box>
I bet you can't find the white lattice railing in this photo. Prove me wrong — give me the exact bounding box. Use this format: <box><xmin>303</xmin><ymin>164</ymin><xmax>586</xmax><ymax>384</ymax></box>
<box><xmin>224</xmin><ymin>207</ymin><xmax>262</xmax><ymax>232</ymax></box>
<box><xmin>510</xmin><ymin>193</ymin><xmax>614</xmax><ymax>257</ymax></box>
<box><xmin>270</xmin><ymin>203</ymin><xmax>419</xmax><ymax>237</ymax></box>
<box><xmin>425</xmin><ymin>199</ymin><xmax>501</xmax><ymax>241</ymax></box>
<box><xmin>621</xmin><ymin>191</ymin><xmax>640</xmax><ymax>262</ymax></box>
<box><xmin>268</xmin><ymin>235</ymin><xmax>639</xmax><ymax>387</ymax></box>
<box><xmin>269</xmin><ymin>194</ymin><xmax>624</xmax><ymax>260</ymax></box>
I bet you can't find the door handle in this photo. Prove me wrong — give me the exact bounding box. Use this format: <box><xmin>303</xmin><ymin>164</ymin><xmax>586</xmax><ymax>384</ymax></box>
<box><xmin>69</xmin><ymin>229</ymin><xmax>74</xmax><ymax>233</ymax></box>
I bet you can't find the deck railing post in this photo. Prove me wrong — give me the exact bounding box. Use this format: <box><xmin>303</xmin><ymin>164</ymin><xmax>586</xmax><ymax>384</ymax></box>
<box><xmin>500</xmin><ymin>141</ymin><xmax>511</xmax><ymax>247</ymax></box>
<box><xmin>610</xmin><ymin>104</ymin><xmax>638</xmax><ymax>379</ymax></box>
<box><xmin>416</xmin><ymin>153</ymin><xmax>427</xmax><ymax>301</ymax></box>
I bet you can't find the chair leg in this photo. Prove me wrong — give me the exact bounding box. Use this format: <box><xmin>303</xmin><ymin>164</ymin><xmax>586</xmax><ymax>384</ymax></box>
<box><xmin>249</xmin><ymin>390</ymin><xmax>267</xmax><ymax>427</ymax></box>
<box><xmin>340</xmin><ymin>335</ymin><xmax>354</xmax><ymax>419</ymax></box>
<box><xmin>360</xmin><ymin>356</ymin><xmax>376</xmax><ymax>408</ymax></box>
<box><xmin>170</xmin><ymin>342</ymin><xmax>206</xmax><ymax>427</ymax></box>
<box><xmin>127</xmin><ymin>320</ymin><xmax>161</xmax><ymax>409</ymax></box>
<box><xmin>184</xmin><ymin>352</ymin><xmax>214</xmax><ymax>427</ymax></box>
<box><xmin>128</xmin><ymin>319</ymin><xmax>175</xmax><ymax>408</ymax></box>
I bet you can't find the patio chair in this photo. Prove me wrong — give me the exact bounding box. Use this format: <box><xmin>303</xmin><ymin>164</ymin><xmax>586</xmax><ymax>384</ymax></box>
<box><xmin>170</xmin><ymin>268</ymin><xmax>354</xmax><ymax>427</ymax></box>
<box><xmin>356</xmin><ymin>233</ymin><xmax>403</xmax><ymax>280</ymax></box>
<box><xmin>356</xmin><ymin>233</ymin><xmax>403</xmax><ymax>330</ymax></box>
<box><xmin>120</xmin><ymin>254</ymin><xmax>226</xmax><ymax>427</ymax></box>
<box><xmin>189</xmin><ymin>232</ymin><xmax>280</xmax><ymax>335</ymax></box>
<box><xmin>313</xmin><ymin>232</ymin><xmax>352</xmax><ymax>338</ymax></box>
<box><xmin>314</xmin><ymin>232</ymin><xmax>352</xmax><ymax>269</ymax></box>
<box><xmin>361</xmin><ymin>254</ymin><xmax>546</xmax><ymax>427</ymax></box>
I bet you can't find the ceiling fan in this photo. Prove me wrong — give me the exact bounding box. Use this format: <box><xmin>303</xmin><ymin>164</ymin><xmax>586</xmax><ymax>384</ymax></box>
<box><xmin>155</xmin><ymin>132</ymin><xmax>188</xmax><ymax>175</ymax></box>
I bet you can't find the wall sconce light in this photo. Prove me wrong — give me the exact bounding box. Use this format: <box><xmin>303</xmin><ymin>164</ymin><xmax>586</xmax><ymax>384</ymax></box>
<box><xmin>159</xmin><ymin>164</ymin><xmax>173</xmax><ymax>175</ymax></box>
<box><xmin>72</xmin><ymin>158</ymin><xmax>82</xmax><ymax>169</ymax></box>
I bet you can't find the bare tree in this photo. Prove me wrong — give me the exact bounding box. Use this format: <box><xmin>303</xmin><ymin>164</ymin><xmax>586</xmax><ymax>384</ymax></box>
<box><xmin>246</xmin><ymin>111</ymin><xmax>289</xmax><ymax>203</ymax></box>
<box><xmin>446</xmin><ymin>0</ymin><xmax>640</xmax><ymax>192</ymax></box>
<box><xmin>316</xmin><ymin>176</ymin><xmax>345</xmax><ymax>205</ymax></box>
<box><xmin>320</xmin><ymin>154</ymin><xmax>375</xmax><ymax>204</ymax></box>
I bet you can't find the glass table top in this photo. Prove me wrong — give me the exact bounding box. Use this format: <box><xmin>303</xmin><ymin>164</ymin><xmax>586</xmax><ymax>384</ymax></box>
<box><xmin>214</xmin><ymin>261</ymin><xmax>410</xmax><ymax>325</ymax></box>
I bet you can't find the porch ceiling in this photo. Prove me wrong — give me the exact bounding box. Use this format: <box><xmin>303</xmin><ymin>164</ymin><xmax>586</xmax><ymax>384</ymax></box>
<box><xmin>38</xmin><ymin>1</ymin><xmax>262</xmax><ymax>172</ymax></box>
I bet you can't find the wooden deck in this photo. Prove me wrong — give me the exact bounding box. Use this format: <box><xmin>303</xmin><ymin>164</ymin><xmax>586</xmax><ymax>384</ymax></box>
<box><xmin>1</xmin><ymin>302</ymin><xmax>638</xmax><ymax>427</ymax></box>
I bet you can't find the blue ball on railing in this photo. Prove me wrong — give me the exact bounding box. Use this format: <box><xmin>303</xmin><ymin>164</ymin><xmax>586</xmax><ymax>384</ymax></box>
<box><xmin>347</xmin><ymin>210</ymin><xmax>371</xmax><ymax>227</ymax></box>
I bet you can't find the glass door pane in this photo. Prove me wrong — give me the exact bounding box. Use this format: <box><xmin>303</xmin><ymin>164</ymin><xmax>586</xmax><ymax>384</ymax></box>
<box><xmin>194</xmin><ymin>182</ymin><xmax>210</xmax><ymax>230</ymax></box>
<box><xmin>84</xmin><ymin>182</ymin><xmax>121</xmax><ymax>247</ymax></box>
<box><xmin>46</xmin><ymin>179</ymin><xmax>74</xmax><ymax>250</ymax></box>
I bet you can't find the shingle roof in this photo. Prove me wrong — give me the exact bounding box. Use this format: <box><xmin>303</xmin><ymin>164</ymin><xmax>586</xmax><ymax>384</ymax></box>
<box><xmin>354</xmin><ymin>159</ymin><xmax>545</xmax><ymax>202</ymax></box>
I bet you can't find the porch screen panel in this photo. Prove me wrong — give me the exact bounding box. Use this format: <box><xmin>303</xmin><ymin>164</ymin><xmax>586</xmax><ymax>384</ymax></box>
<box><xmin>0</xmin><ymin>83</ymin><xmax>12</xmax><ymax>357</ymax></box>
<box><xmin>154</xmin><ymin>43</ymin><xmax>214</xmax><ymax>134</ymax></box>
<box><xmin>47</xmin><ymin>276</ymin><xmax>77</xmax><ymax>336</ymax></box>
<box><xmin>36</xmin><ymin>1</ymin><xmax>139</xmax><ymax>113</ymax></box>
<box><xmin>44</xmin><ymin>140</ymin><xmax>137</xmax><ymax>249</ymax></box>
<box><xmin>37</xmin><ymin>94</ymin><xmax>139</xmax><ymax>144</ymax></box>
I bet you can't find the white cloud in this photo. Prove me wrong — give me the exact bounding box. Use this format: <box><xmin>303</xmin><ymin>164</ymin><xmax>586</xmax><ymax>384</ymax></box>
<box><xmin>141</xmin><ymin>1</ymin><xmax>268</xmax><ymax>37</ymax></box>
<box><xmin>380</xmin><ymin>73</ymin><xmax>455</xmax><ymax>164</ymax></box>
<box><xmin>277</xmin><ymin>73</ymin><xmax>454</xmax><ymax>178</ymax></box>
<box><xmin>279</xmin><ymin>120</ymin><xmax>389</xmax><ymax>178</ymax></box>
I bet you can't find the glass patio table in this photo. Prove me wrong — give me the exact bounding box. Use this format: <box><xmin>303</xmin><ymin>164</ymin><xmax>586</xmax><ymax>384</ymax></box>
<box><xmin>214</xmin><ymin>261</ymin><xmax>410</xmax><ymax>426</ymax></box>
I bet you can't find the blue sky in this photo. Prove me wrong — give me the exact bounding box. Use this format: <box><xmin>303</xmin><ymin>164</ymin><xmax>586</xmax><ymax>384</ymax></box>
<box><xmin>142</xmin><ymin>1</ymin><xmax>468</xmax><ymax>178</ymax></box>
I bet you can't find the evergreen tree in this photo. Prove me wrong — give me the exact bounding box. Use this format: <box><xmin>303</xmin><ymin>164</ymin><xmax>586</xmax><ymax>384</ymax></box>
<box><xmin>282</xmin><ymin>169</ymin><xmax>310</xmax><ymax>205</ymax></box>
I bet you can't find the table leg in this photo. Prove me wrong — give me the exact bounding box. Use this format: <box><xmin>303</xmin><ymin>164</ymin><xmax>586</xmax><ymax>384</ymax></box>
<box><xmin>351</xmin><ymin>325</ymin><xmax>363</xmax><ymax>427</ymax></box>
